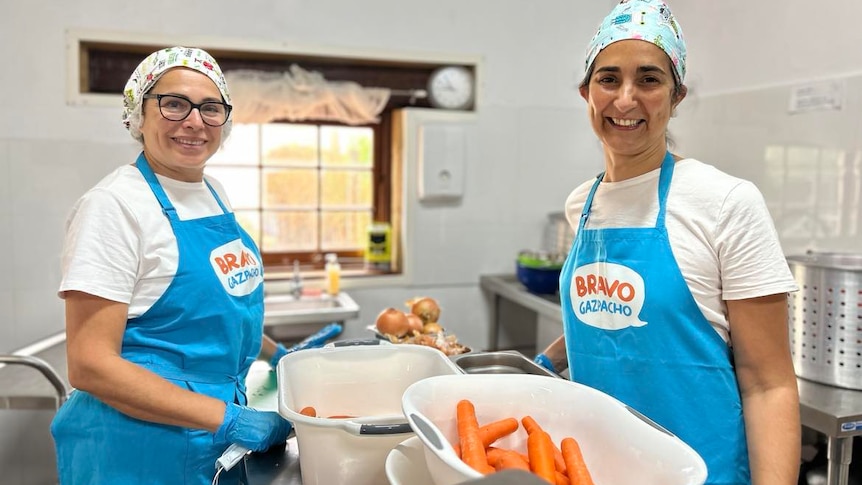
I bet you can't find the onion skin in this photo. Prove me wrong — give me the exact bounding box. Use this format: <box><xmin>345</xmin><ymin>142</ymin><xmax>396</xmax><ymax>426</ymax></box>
<box><xmin>410</xmin><ymin>297</ymin><xmax>441</xmax><ymax>324</ymax></box>
<box><xmin>376</xmin><ymin>307</ymin><xmax>410</xmax><ymax>337</ymax></box>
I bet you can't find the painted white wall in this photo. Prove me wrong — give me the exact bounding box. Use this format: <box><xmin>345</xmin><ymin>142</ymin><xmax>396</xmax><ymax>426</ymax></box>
<box><xmin>672</xmin><ymin>1</ymin><xmax>862</xmax><ymax>97</ymax></box>
<box><xmin>0</xmin><ymin>0</ymin><xmax>612</xmax><ymax>355</ymax></box>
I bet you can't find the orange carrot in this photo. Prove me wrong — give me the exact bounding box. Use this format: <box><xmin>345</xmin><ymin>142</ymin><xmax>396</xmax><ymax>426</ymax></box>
<box><xmin>493</xmin><ymin>449</ymin><xmax>531</xmax><ymax>471</ymax></box>
<box><xmin>485</xmin><ymin>447</ymin><xmax>507</xmax><ymax>467</ymax></box>
<box><xmin>555</xmin><ymin>470</ymin><xmax>571</xmax><ymax>485</ymax></box>
<box><xmin>479</xmin><ymin>417</ymin><xmax>520</xmax><ymax>445</ymax></box>
<box><xmin>486</xmin><ymin>446</ymin><xmax>530</xmax><ymax>464</ymax></box>
<box><xmin>453</xmin><ymin>417</ymin><xmax>521</xmax><ymax>456</ymax></box>
<box><xmin>299</xmin><ymin>406</ymin><xmax>317</xmax><ymax>417</ymax></box>
<box><xmin>521</xmin><ymin>415</ymin><xmax>541</xmax><ymax>434</ymax></box>
<box><xmin>527</xmin><ymin>430</ymin><xmax>557</xmax><ymax>484</ymax></box>
<box><xmin>522</xmin><ymin>416</ymin><xmax>566</xmax><ymax>473</ymax></box>
<box><xmin>457</xmin><ymin>400</ymin><xmax>495</xmax><ymax>474</ymax></box>
<box><xmin>561</xmin><ymin>437</ymin><xmax>595</xmax><ymax>485</ymax></box>
<box><xmin>326</xmin><ymin>415</ymin><xmax>357</xmax><ymax>419</ymax></box>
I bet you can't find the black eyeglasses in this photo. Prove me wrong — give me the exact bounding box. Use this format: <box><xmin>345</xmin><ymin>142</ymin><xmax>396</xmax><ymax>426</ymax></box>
<box><xmin>142</xmin><ymin>94</ymin><xmax>232</xmax><ymax>127</ymax></box>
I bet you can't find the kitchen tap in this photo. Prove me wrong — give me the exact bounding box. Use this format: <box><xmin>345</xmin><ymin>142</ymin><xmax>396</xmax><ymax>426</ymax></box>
<box><xmin>291</xmin><ymin>260</ymin><xmax>303</xmax><ymax>299</ymax></box>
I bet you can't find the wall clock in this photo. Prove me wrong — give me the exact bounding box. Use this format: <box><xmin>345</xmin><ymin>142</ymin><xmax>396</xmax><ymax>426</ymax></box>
<box><xmin>427</xmin><ymin>66</ymin><xmax>475</xmax><ymax>110</ymax></box>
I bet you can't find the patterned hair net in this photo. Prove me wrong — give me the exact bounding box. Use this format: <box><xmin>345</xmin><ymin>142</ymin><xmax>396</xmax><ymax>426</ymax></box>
<box><xmin>584</xmin><ymin>0</ymin><xmax>686</xmax><ymax>84</ymax></box>
<box><xmin>122</xmin><ymin>46</ymin><xmax>232</xmax><ymax>141</ymax></box>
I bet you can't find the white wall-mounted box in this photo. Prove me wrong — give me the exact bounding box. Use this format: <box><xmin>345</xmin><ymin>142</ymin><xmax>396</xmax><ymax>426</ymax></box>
<box><xmin>418</xmin><ymin>123</ymin><xmax>469</xmax><ymax>201</ymax></box>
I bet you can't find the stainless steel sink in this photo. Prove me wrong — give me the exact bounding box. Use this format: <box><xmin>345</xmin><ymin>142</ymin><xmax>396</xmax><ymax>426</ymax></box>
<box><xmin>264</xmin><ymin>292</ymin><xmax>360</xmax><ymax>326</ymax></box>
<box><xmin>451</xmin><ymin>350</ymin><xmax>559</xmax><ymax>378</ymax></box>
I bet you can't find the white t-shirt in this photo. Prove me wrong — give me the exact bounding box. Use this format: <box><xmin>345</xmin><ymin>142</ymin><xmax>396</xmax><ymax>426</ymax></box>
<box><xmin>59</xmin><ymin>163</ymin><xmax>235</xmax><ymax>318</ymax></box>
<box><xmin>564</xmin><ymin>158</ymin><xmax>798</xmax><ymax>343</ymax></box>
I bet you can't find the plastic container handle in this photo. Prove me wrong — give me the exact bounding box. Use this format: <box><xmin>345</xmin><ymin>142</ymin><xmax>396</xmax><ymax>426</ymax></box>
<box><xmin>359</xmin><ymin>423</ymin><xmax>413</xmax><ymax>435</ymax></box>
<box><xmin>332</xmin><ymin>419</ymin><xmax>412</xmax><ymax>436</ymax></box>
<box><xmin>408</xmin><ymin>412</ymin><xmax>447</xmax><ymax>451</ymax></box>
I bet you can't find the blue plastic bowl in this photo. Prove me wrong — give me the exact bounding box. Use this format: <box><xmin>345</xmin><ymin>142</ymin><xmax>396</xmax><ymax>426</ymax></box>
<box><xmin>516</xmin><ymin>262</ymin><xmax>562</xmax><ymax>295</ymax></box>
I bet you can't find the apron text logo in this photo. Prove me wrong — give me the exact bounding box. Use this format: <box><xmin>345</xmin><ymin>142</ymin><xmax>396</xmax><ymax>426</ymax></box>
<box><xmin>570</xmin><ymin>262</ymin><xmax>647</xmax><ymax>330</ymax></box>
<box><xmin>574</xmin><ymin>274</ymin><xmax>636</xmax><ymax>302</ymax></box>
<box><xmin>214</xmin><ymin>250</ymin><xmax>258</xmax><ymax>275</ymax></box>
<box><xmin>210</xmin><ymin>240</ymin><xmax>263</xmax><ymax>297</ymax></box>
<box><xmin>578</xmin><ymin>299</ymin><xmax>633</xmax><ymax>316</ymax></box>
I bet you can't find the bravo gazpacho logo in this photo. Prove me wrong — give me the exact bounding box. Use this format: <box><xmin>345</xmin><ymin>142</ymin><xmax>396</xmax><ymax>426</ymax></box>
<box><xmin>571</xmin><ymin>262</ymin><xmax>647</xmax><ymax>330</ymax></box>
<box><xmin>210</xmin><ymin>239</ymin><xmax>263</xmax><ymax>296</ymax></box>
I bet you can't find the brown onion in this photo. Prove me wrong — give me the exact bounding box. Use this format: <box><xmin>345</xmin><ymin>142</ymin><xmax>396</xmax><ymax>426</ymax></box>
<box><xmin>410</xmin><ymin>297</ymin><xmax>441</xmax><ymax>324</ymax></box>
<box><xmin>375</xmin><ymin>307</ymin><xmax>410</xmax><ymax>337</ymax></box>
<box><xmin>405</xmin><ymin>312</ymin><xmax>424</xmax><ymax>334</ymax></box>
<box><xmin>422</xmin><ymin>322</ymin><xmax>444</xmax><ymax>334</ymax></box>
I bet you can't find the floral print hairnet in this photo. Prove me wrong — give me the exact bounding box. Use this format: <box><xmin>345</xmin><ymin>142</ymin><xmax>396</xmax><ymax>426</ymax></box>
<box><xmin>122</xmin><ymin>46</ymin><xmax>231</xmax><ymax>131</ymax></box>
<box><xmin>585</xmin><ymin>0</ymin><xmax>686</xmax><ymax>84</ymax></box>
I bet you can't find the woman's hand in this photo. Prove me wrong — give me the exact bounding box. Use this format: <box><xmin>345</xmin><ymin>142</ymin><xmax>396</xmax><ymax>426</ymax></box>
<box><xmin>214</xmin><ymin>402</ymin><xmax>292</xmax><ymax>452</ymax></box>
<box><xmin>535</xmin><ymin>335</ymin><xmax>569</xmax><ymax>374</ymax></box>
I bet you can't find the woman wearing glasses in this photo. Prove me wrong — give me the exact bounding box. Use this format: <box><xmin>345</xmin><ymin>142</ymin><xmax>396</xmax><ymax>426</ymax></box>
<box><xmin>51</xmin><ymin>47</ymin><xmax>298</xmax><ymax>484</ymax></box>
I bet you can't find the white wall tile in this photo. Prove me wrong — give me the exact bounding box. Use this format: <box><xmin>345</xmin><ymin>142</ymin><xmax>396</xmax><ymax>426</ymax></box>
<box><xmin>674</xmin><ymin>73</ymin><xmax>862</xmax><ymax>257</ymax></box>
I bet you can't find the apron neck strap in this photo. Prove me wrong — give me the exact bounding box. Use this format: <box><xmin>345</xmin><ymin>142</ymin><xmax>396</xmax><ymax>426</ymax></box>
<box><xmin>579</xmin><ymin>150</ymin><xmax>676</xmax><ymax>231</ymax></box>
<box><xmin>133</xmin><ymin>153</ymin><xmax>230</xmax><ymax>220</ymax></box>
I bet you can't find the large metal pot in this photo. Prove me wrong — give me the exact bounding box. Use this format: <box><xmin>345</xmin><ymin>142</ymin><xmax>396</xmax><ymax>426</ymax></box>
<box><xmin>542</xmin><ymin>212</ymin><xmax>574</xmax><ymax>256</ymax></box>
<box><xmin>787</xmin><ymin>252</ymin><xmax>862</xmax><ymax>390</ymax></box>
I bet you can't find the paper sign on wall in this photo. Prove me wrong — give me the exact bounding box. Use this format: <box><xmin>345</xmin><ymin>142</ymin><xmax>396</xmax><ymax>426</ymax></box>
<box><xmin>788</xmin><ymin>80</ymin><xmax>844</xmax><ymax>114</ymax></box>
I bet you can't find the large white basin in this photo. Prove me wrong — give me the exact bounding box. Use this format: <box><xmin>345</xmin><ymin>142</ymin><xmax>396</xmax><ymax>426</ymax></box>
<box><xmin>264</xmin><ymin>292</ymin><xmax>360</xmax><ymax>326</ymax></box>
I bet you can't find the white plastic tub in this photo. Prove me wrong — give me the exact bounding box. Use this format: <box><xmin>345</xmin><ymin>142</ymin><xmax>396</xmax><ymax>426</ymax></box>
<box><xmin>401</xmin><ymin>374</ymin><xmax>707</xmax><ymax>485</ymax></box>
<box><xmin>277</xmin><ymin>343</ymin><xmax>461</xmax><ymax>485</ymax></box>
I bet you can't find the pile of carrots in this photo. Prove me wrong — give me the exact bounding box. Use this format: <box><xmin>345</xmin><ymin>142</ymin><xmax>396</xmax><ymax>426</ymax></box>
<box><xmin>454</xmin><ymin>399</ymin><xmax>594</xmax><ymax>485</ymax></box>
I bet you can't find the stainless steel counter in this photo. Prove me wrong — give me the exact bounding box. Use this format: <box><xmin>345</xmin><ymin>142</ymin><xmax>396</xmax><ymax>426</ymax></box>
<box><xmin>480</xmin><ymin>273</ymin><xmax>862</xmax><ymax>485</ymax></box>
<box><xmin>797</xmin><ymin>378</ymin><xmax>862</xmax><ymax>485</ymax></box>
<box><xmin>479</xmin><ymin>273</ymin><xmax>561</xmax><ymax>353</ymax></box>
<box><xmin>244</xmin><ymin>438</ymin><xmax>302</xmax><ymax>485</ymax></box>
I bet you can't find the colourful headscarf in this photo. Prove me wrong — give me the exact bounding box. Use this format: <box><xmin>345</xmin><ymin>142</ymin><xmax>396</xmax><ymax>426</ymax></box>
<box><xmin>584</xmin><ymin>0</ymin><xmax>686</xmax><ymax>84</ymax></box>
<box><xmin>122</xmin><ymin>46</ymin><xmax>231</xmax><ymax>131</ymax></box>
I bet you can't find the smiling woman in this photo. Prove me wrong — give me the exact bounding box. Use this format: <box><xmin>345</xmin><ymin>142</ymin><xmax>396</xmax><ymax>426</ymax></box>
<box><xmin>51</xmin><ymin>46</ymin><xmax>322</xmax><ymax>485</ymax></box>
<box><xmin>534</xmin><ymin>2</ymin><xmax>802</xmax><ymax>484</ymax></box>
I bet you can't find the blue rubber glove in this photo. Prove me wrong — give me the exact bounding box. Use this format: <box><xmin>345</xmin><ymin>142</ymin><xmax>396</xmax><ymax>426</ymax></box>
<box><xmin>269</xmin><ymin>323</ymin><xmax>343</xmax><ymax>368</ymax></box>
<box><xmin>533</xmin><ymin>353</ymin><xmax>557</xmax><ymax>373</ymax></box>
<box><xmin>268</xmin><ymin>343</ymin><xmax>290</xmax><ymax>369</ymax></box>
<box><xmin>214</xmin><ymin>402</ymin><xmax>292</xmax><ymax>452</ymax></box>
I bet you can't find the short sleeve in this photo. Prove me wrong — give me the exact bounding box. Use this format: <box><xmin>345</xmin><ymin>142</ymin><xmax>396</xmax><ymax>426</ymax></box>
<box><xmin>715</xmin><ymin>181</ymin><xmax>798</xmax><ymax>300</ymax></box>
<box><xmin>58</xmin><ymin>188</ymin><xmax>142</xmax><ymax>303</ymax></box>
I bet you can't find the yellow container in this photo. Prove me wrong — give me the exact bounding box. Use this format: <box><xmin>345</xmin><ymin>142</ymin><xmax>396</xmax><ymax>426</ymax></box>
<box><xmin>365</xmin><ymin>222</ymin><xmax>391</xmax><ymax>271</ymax></box>
<box><xmin>325</xmin><ymin>253</ymin><xmax>341</xmax><ymax>295</ymax></box>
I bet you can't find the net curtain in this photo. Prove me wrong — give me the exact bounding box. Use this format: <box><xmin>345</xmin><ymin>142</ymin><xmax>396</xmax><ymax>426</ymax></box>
<box><xmin>224</xmin><ymin>64</ymin><xmax>391</xmax><ymax>125</ymax></box>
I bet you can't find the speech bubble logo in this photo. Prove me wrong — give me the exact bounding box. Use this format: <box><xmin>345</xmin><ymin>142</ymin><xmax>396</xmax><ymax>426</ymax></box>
<box><xmin>569</xmin><ymin>262</ymin><xmax>647</xmax><ymax>330</ymax></box>
<box><xmin>210</xmin><ymin>239</ymin><xmax>263</xmax><ymax>296</ymax></box>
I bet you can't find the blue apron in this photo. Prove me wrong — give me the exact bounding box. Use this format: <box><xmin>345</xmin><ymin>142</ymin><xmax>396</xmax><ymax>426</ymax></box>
<box><xmin>559</xmin><ymin>152</ymin><xmax>750</xmax><ymax>485</ymax></box>
<box><xmin>52</xmin><ymin>153</ymin><xmax>264</xmax><ymax>485</ymax></box>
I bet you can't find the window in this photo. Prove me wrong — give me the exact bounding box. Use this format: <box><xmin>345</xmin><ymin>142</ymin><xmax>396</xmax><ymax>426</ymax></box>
<box><xmin>207</xmin><ymin>122</ymin><xmax>382</xmax><ymax>273</ymax></box>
